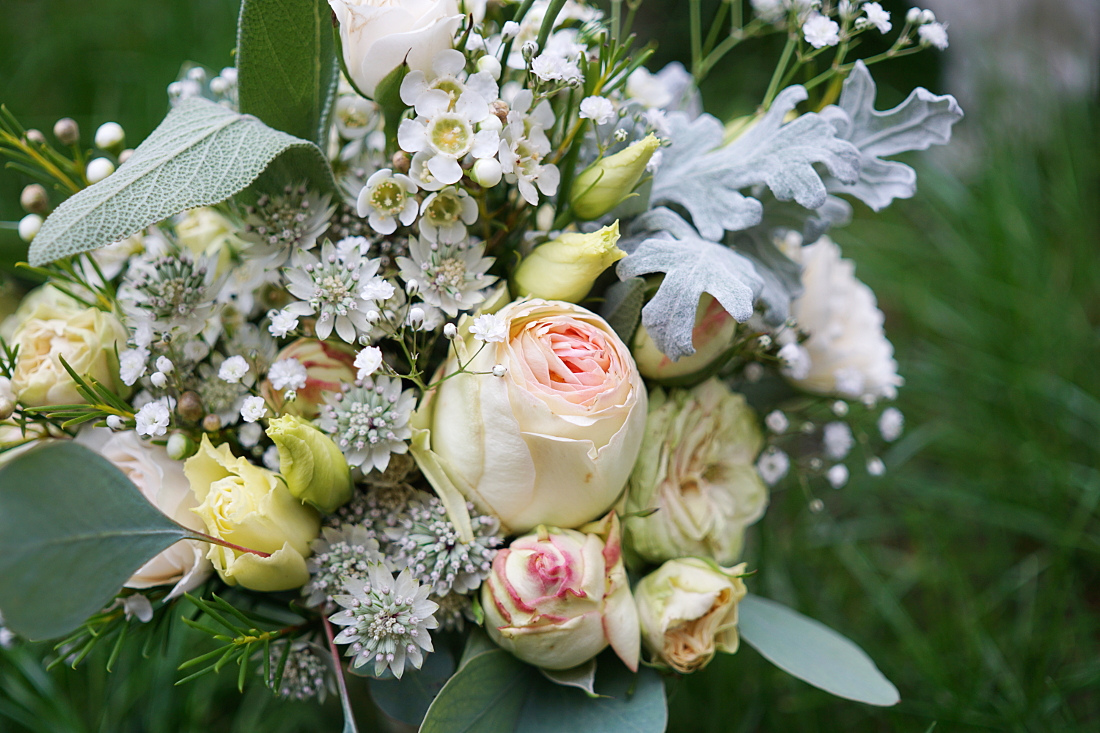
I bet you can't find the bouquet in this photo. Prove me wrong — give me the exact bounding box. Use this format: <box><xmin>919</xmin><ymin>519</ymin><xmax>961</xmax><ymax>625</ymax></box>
<box><xmin>0</xmin><ymin>0</ymin><xmax>961</xmax><ymax>729</ymax></box>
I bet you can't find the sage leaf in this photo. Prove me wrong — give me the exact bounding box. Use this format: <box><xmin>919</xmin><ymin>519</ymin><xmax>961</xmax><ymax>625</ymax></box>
<box><xmin>820</xmin><ymin>61</ymin><xmax>963</xmax><ymax>211</ymax></box>
<box><xmin>237</xmin><ymin>0</ymin><xmax>339</xmax><ymax>146</ymax></box>
<box><xmin>738</xmin><ymin>593</ymin><xmax>901</xmax><ymax>706</ymax></box>
<box><xmin>29</xmin><ymin>97</ymin><xmax>334</xmax><ymax>266</ymax></box>
<box><xmin>0</xmin><ymin>442</ymin><xmax>195</xmax><ymax>640</ymax></box>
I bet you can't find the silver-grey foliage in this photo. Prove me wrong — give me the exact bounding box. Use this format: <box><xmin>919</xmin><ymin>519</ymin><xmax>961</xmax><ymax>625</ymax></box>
<box><xmin>820</xmin><ymin>60</ymin><xmax>964</xmax><ymax>211</ymax></box>
<box><xmin>649</xmin><ymin>85</ymin><xmax>862</xmax><ymax>241</ymax></box>
<box><xmin>29</xmin><ymin>97</ymin><xmax>332</xmax><ymax>265</ymax></box>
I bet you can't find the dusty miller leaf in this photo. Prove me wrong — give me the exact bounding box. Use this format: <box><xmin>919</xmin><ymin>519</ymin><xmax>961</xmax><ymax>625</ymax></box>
<box><xmin>618</xmin><ymin>208</ymin><xmax>763</xmax><ymax>360</ymax></box>
<box><xmin>29</xmin><ymin>97</ymin><xmax>334</xmax><ymax>266</ymax></box>
<box><xmin>599</xmin><ymin>277</ymin><xmax>647</xmax><ymax>344</ymax></box>
<box><xmin>820</xmin><ymin>60</ymin><xmax>963</xmax><ymax>211</ymax></box>
<box><xmin>650</xmin><ymin>85</ymin><xmax>861</xmax><ymax>241</ymax></box>
<box><xmin>727</xmin><ymin>227</ymin><xmax>802</xmax><ymax>326</ymax></box>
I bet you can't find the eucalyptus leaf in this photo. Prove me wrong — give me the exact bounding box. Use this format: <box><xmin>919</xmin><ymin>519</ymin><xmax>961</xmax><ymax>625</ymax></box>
<box><xmin>820</xmin><ymin>61</ymin><xmax>963</xmax><ymax>211</ymax></box>
<box><xmin>237</xmin><ymin>0</ymin><xmax>339</xmax><ymax>146</ymax></box>
<box><xmin>419</xmin><ymin>650</ymin><xmax>533</xmax><ymax>733</ymax></box>
<box><xmin>0</xmin><ymin>442</ymin><xmax>196</xmax><ymax>640</ymax></box>
<box><xmin>368</xmin><ymin>645</ymin><xmax>455</xmax><ymax>726</ymax></box>
<box><xmin>540</xmin><ymin>658</ymin><xmax>599</xmax><ymax>697</ymax></box>
<box><xmin>650</xmin><ymin>85</ymin><xmax>861</xmax><ymax>241</ymax></box>
<box><xmin>28</xmin><ymin>97</ymin><xmax>334</xmax><ymax>266</ymax></box>
<box><xmin>618</xmin><ymin>208</ymin><xmax>763</xmax><ymax>360</ymax></box>
<box><xmin>738</xmin><ymin>593</ymin><xmax>901</xmax><ymax>707</ymax></box>
<box><xmin>599</xmin><ymin>277</ymin><xmax>647</xmax><ymax>343</ymax></box>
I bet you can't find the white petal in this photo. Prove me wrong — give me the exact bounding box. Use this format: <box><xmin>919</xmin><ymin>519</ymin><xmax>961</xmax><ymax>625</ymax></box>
<box><xmin>427</xmin><ymin>155</ymin><xmax>463</xmax><ymax>185</ymax></box>
<box><xmin>400</xmin><ymin>70</ymin><xmax>429</xmax><ymax>107</ymax></box>
<box><xmin>518</xmin><ymin>178</ymin><xmax>538</xmax><ymax>205</ymax></box>
<box><xmin>433</xmin><ymin>48</ymin><xmax>466</xmax><ymax>77</ymax></box>
<box><xmin>400</xmin><ymin>199</ymin><xmax>419</xmax><ymax>226</ymax></box>
<box><xmin>415</xmin><ymin>88</ymin><xmax>451</xmax><ymax>118</ymax></box>
<box><xmin>470</xmin><ymin>129</ymin><xmax>499</xmax><ymax>158</ymax></box>
<box><xmin>398</xmin><ymin>119</ymin><xmax>428</xmax><ymax>153</ymax></box>
<box><xmin>456</xmin><ymin>91</ymin><xmax>489</xmax><ymax>123</ymax></box>
<box><xmin>460</xmin><ymin>195</ymin><xmax>479</xmax><ymax>224</ymax></box>
<box><xmin>369</xmin><ymin>212</ymin><xmax>397</xmax><ymax>235</ymax></box>
<box><xmin>537</xmin><ymin>164</ymin><xmax>561</xmax><ymax>196</ymax></box>
<box><xmin>335</xmin><ymin>315</ymin><xmax>356</xmax><ymax>343</ymax></box>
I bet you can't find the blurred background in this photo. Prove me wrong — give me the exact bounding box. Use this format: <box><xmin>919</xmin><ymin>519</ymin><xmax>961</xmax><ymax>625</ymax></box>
<box><xmin>1</xmin><ymin>0</ymin><xmax>1098</xmax><ymax>731</ymax></box>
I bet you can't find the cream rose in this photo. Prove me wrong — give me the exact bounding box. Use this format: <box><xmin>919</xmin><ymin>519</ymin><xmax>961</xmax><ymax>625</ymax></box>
<box><xmin>787</xmin><ymin>237</ymin><xmax>902</xmax><ymax>401</ymax></box>
<box><xmin>423</xmin><ymin>298</ymin><xmax>647</xmax><ymax>533</ymax></box>
<box><xmin>77</xmin><ymin>429</ymin><xmax>212</xmax><ymax>598</ymax></box>
<box><xmin>481</xmin><ymin>513</ymin><xmax>639</xmax><ymax>671</ymax></box>
<box><xmin>330</xmin><ymin>0</ymin><xmax>463</xmax><ymax>100</ymax></box>
<box><xmin>623</xmin><ymin>379</ymin><xmax>767</xmax><ymax>565</ymax></box>
<box><xmin>634</xmin><ymin>558</ymin><xmax>747</xmax><ymax>674</ymax></box>
<box><xmin>6</xmin><ymin>286</ymin><xmax>128</xmax><ymax>407</ymax></box>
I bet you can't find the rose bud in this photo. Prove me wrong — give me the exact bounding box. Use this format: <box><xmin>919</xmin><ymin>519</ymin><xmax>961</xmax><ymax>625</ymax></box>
<box><xmin>266</xmin><ymin>414</ymin><xmax>352</xmax><ymax>513</ymax></box>
<box><xmin>623</xmin><ymin>379</ymin><xmax>767</xmax><ymax>565</ymax></box>
<box><xmin>185</xmin><ymin>436</ymin><xmax>320</xmax><ymax>591</ymax></box>
<box><xmin>482</xmin><ymin>512</ymin><xmax>640</xmax><ymax>671</ymax></box>
<box><xmin>513</xmin><ymin>222</ymin><xmax>625</xmax><ymax>303</ymax></box>
<box><xmin>570</xmin><ymin>134</ymin><xmax>660</xmax><ymax>221</ymax></box>
<box><xmin>631</xmin><ymin>293</ymin><xmax>739</xmax><ymax>383</ymax></box>
<box><xmin>261</xmin><ymin>338</ymin><xmax>357</xmax><ymax>418</ymax></box>
<box><xmin>635</xmin><ymin>558</ymin><xmax>748</xmax><ymax>674</ymax></box>
<box><xmin>419</xmin><ymin>298</ymin><xmax>647</xmax><ymax>533</ymax></box>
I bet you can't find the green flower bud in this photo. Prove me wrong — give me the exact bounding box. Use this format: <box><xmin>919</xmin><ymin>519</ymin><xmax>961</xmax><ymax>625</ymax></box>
<box><xmin>570</xmin><ymin>134</ymin><xmax>660</xmax><ymax>221</ymax></box>
<box><xmin>512</xmin><ymin>222</ymin><xmax>625</xmax><ymax>303</ymax></box>
<box><xmin>266</xmin><ymin>414</ymin><xmax>352</xmax><ymax>513</ymax></box>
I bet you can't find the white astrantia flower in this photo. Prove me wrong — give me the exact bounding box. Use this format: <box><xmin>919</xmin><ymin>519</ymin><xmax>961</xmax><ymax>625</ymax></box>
<box><xmin>878</xmin><ymin>407</ymin><xmax>904</xmax><ymax>442</ymax></box>
<box><xmin>304</xmin><ymin>524</ymin><xmax>386</xmax><ymax>608</ymax></box>
<box><xmin>330</xmin><ymin>565</ymin><xmax>439</xmax><ymax>679</ymax></box>
<box><xmin>218</xmin><ymin>355</ymin><xmax>249</xmax><ymax>384</ymax></box>
<box><xmin>119</xmin><ymin>347</ymin><xmax>150</xmax><ymax>387</ymax></box>
<box><xmin>397</xmin><ymin>86</ymin><xmax>499</xmax><ymax>187</ymax></box>
<box><xmin>396</xmin><ymin>237</ymin><xmax>496</xmax><ymax>317</ymax></box>
<box><xmin>135</xmin><ymin>401</ymin><xmax>170</xmax><ymax>437</ymax></box>
<box><xmin>355</xmin><ymin>346</ymin><xmax>384</xmax><ymax>380</ymax></box>
<box><xmin>826</xmin><ymin>464</ymin><xmax>849</xmax><ymax>488</ymax></box>
<box><xmin>419</xmin><ymin>186</ymin><xmax>478</xmax><ymax>244</ymax></box>
<box><xmin>499</xmin><ymin>90</ymin><xmax>560</xmax><ymax>205</ymax></box>
<box><xmin>268</xmin><ymin>309</ymin><xmax>299</xmax><ymax>338</ymax></box>
<box><xmin>241</xmin><ymin>185</ymin><xmax>336</xmax><ymax>267</ymax></box>
<box><xmin>857</xmin><ymin>2</ymin><xmax>892</xmax><ymax>33</ymax></box>
<box><xmin>803</xmin><ymin>13</ymin><xmax>840</xmax><ymax>48</ymax></box>
<box><xmin>262</xmin><ymin>641</ymin><xmax>335</xmax><ymax>703</ymax></box>
<box><xmin>356</xmin><ymin>169</ymin><xmax>419</xmax><ymax>235</ymax></box>
<box><xmin>757</xmin><ymin>447</ymin><xmax>790</xmax><ymax>486</ymax></box>
<box><xmin>121</xmin><ymin>251</ymin><xmax>220</xmax><ymax>335</ymax></box>
<box><xmin>918</xmin><ymin>22</ymin><xmax>949</xmax><ymax>50</ymax></box>
<box><xmin>268</xmin><ymin>358</ymin><xmax>309</xmax><ymax>392</ymax></box>
<box><xmin>823</xmin><ymin>421</ymin><xmax>854</xmax><ymax>460</ymax></box>
<box><xmin>579</xmin><ymin>95</ymin><xmax>616</xmax><ymax>125</ymax></box>
<box><xmin>240</xmin><ymin>396</ymin><xmax>267</xmax><ymax>423</ymax></box>
<box><xmin>320</xmin><ymin>376</ymin><xmax>417</xmax><ymax>472</ymax></box>
<box><xmin>283</xmin><ymin>242</ymin><xmax>384</xmax><ymax>343</ymax></box>
<box><xmin>469</xmin><ymin>313</ymin><xmax>507</xmax><ymax>343</ymax></box>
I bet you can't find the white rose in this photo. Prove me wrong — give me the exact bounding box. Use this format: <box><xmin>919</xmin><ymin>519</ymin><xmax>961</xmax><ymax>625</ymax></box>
<box><xmin>420</xmin><ymin>298</ymin><xmax>647</xmax><ymax>533</ymax></box>
<box><xmin>77</xmin><ymin>429</ymin><xmax>213</xmax><ymax>599</ymax></box>
<box><xmin>788</xmin><ymin>237</ymin><xmax>903</xmax><ymax>400</ymax></box>
<box><xmin>329</xmin><ymin>0</ymin><xmax>463</xmax><ymax>100</ymax></box>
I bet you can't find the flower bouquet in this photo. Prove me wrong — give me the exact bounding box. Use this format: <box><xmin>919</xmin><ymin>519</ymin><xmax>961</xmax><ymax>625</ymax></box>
<box><xmin>0</xmin><ymin>0</ymin><xmax>961</xmax><ymax>729</ymax></box>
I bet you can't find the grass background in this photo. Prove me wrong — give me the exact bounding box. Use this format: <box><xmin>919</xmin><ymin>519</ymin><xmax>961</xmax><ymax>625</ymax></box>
<box><xmin>2</xmin><ymin>1</ymin><xmax>1098</xmax><ymax>731</ymax></box>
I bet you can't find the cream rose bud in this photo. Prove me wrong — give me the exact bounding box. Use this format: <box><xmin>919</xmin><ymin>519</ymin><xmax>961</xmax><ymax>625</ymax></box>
<box><xmin>635</xmin><ymin>558</ymin><xmax>747</xmax><ymax>674</ymax></box>
<box><xmin>330</xmin><ymin>0</ymin><xmax>463</xmax><ymax>100</ymax></box>
<box><xmin>6</xmin><ymin>286</ymin><xmax>128</xmax><ymax>407</ymax></box>
<box><xmin>261</xmin><ymin>338</ymin><xmax>358</xmax><ymax>418</ymax></box>
<box><xmin>266</xmin><ymin>414</ymin><xmax>352</xmax><ymax>513</ymax></box>
<box><xmin>631</xmin><ymin>292</ymin><xmax>738</xmax><ymax>382</ymax></box>
<box><xmin>424</xmin><ymin>298</ymin><xmax>647</xmax><ymax>533</ymax></box>
<box><xmin>481</xmin><ymin>513</ymin><xmax>640</xmax><ymax>671</ymax></box>
<box><xmin>623</xmin><ymin>379</ymin><xmax>767</xmax><ymax>565</ymax></box>
<box><xmin>185</xmin><ymin>436</ymin><xmax>320</xmax><ymax>591</ymax></box>
<box><xmin>77</xmin><ymin>429</ymin><xmax>212</xmax><ymax>598</ymax></box>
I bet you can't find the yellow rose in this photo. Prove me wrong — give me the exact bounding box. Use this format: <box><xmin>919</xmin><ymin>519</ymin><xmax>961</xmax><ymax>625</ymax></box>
<box><xmin>266</xmin><ymin>414</ymin><xmax>352</xmax><ymax>513</ymax></box>
<box><xmin>512</xmin><ymin>222</ymin><xmax>625</xmax><ymax>303</ymax></box>
<box><xmin>185</xmin><ymin>436</ymin><xmax>320</xmax><ymax>591</ymax></box>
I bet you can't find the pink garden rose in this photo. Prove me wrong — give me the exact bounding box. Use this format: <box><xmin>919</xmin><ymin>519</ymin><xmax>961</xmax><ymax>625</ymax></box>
<box><xmin>261</xmin><ymin>338</ymin><xmax>357</xmax><ymax>418</ymax></box>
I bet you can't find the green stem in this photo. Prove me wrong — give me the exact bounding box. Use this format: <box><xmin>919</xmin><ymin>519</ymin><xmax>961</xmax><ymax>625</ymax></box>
<box><xmin>611</xmin><ymin>0</ymin><xmax>622</xmax><ymax>43</ymax></box>
<box><xmin>190</xmin><ymin>531</ymin><xmax>272</xmax><ymax>559</ymax></box>
<box><xmin>689</xmin><ymin>0</ymin><xmax>703</xmax><ymax>77</ymax></box>
<box><xmin>763</xmin><ymin>33</ymin><xmax>797</xmax><ymax>109</ymax></box>
<box><xmin>703</xmin><ymin>0</ymin><xmax>730</xmax><ymax>58</ymax></box>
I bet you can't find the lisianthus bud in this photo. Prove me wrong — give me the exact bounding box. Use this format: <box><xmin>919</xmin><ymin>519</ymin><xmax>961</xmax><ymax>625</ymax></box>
<box><xmin>166</xmin><ymin>432</ymin><xmax>197</xmax><ymax>461</ymax></box>
<box><xmin>481</xmin><ymin>513</ymin><xmax>640</xmax><ymax>670</ymax></box>
<box><xmin>186</xmin><ymin>436</ymin><xmax>320</xmax><ymax>591</ymax></box>
<box><xmin>635</xmin><ymin>558</ymin><xmax>747</xmax><ymax>673</ymax></box>
<box><xmin>513</xmin><ymin>222</ymin><xmax>625</xmax><ymax>303</ymax></box>
<box><xmin>631</xmin><ymin>293</ymin><xmax>738</xmax><ymax>382</ymax></box>
<box><xmin>571</xmin><ymin>134</ymin><xmax>660</xmax><ymax>221</ymax></box>
<box><xmin>623</xmin><ymin>379</ymin><xmax>767</xmax><ymax>565</ymax></box>
<box><xmin>261</xmin><ymin>338</ymin><xmax>357</xmax><ymax>418</ymax></box>
<box><xmin>266</xmin><ymin>414</ymin><xmax>352</xmax><ymax>513</ymax></box>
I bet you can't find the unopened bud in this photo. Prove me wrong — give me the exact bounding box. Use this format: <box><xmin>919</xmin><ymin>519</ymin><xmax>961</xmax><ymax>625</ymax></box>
<box><xmin>86</xmin><ymin>157</ymin><xmax>115</xmax><ymax>184</ymax></box>
<box><xmin>25</xmin><ymin>129</ymin><xmax>46</xmax><ymax>145</ymax></box>
<box><xmin>166</xmin><ymin>432</ymin><xmax>197</xmax><ymax>461</ymax></box>
<box><xmin>177</xmin><ymin>391</ymin><xmax>205</xmax><ymax>422</ymax></box>
<box><xmin>477</xmin><ymin>55</ymin><xmax>502</xmax><ymax>80</ymax></box>
<box><xmin>94</xmin><ymin>121</ymin><xmax>125</xmax><ymax>151</ymax></box>
<box><xmin>106</xmin><ymin>415</ymin><xmax>124</xmax><ymax>430</ymax></box>
<box><xmin>831</xmin><ymin>400</ymin><xmax>849</xmax><ymax>417</ymax></box>
<box><xmin>20</xmin><ymin>184</ymin><xmax>48</xmax><ymax>214</ymax></box>
<box><xmin>501</xmin><ymin>20</ymin><xmax>520</xmax><ymax>41</ymax></box>
<box><xmin>118</xmin><ymin>149</ymin><xmax>135</xmax><ymax>164</ymax></box>
<box><xmin>443</xmin><ymin>323</ymin><xmax>458</xmax><ymax>339</ymax></box>
<box><xmin>150</xmin><ymin>372</ymin><xmax>168</xmax><ymax>388</ymax></box>
<box><xmin>571</xmin><ymin>134</ymin><xmax>661</xmax><ymax>220</ymax></box>
<box><xmin>202</xmin><ymin>414</ymin><xmax>222</xmax><ymax>432</ymax></box>
<box><xmin>919</xmin><ymin>9</ymin><xmax>936</xmax><ymax>23</ymax></box>
<box><xmin>521</xmin><ymin>40</ymin><xmax>539</xmax><ymax>62</ymax></box>
<box><xmin>408</xmin><ymin>306</ymin><xmax>425</xmax><ymax>327</ymax></box>
<box><xmin>405</xmin><ymin>279</ymin><xmax>420</xmax><ymax>295</ymax></box>
<box><xmin>471</xmin><ymin>158</ymin><xmax>503</xmax><ymax>187</ymax></box>
<box><xmin>489</xmin><ymin>99</ymin><xmax>509</xmax><ymax>124</ymax></box>
<box><xmin>905</xmin><ymin>8</ymin><xmax>921</xmax><ymax>23</ymax></box>
<box><xmin>17</xmin><ymin>214</ymin><xmax>42</xmax><ymax>242</ymax></box>
<box><xmin>391</xmin><ymin>150</ymin><xmax>411</xmax><ymax>174</ymax></box>
<box><xmin>491</xmin><ymin>364</ymin><xmax>507</xmax><ymax>378</ymax></box>
<box><xmin>513</xmin><ymin>222</ymin><xmax>624</xmax><ymax>303</ymax></box>
<box><xmin>53</xmin><ymin>117</ymin><xmax>80</xmax><ymax>146</ymax></box>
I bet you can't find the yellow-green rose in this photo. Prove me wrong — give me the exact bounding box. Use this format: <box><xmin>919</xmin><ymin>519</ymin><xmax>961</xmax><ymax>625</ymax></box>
<box><xmin>266</xmin><ymin>414</ymin><xmax>352</xmax><ymax>513</ymax></box>
<box><xmin>185</xmin><ymin>436</ymin><xmax>320</xmax><ymax>591</ymax></box>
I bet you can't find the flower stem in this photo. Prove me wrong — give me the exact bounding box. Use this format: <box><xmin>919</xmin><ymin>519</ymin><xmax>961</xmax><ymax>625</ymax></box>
<box><xmin>189</xmin><ymin>531</ymin><xmax>272</xmax><ymax>558</ymax></box>
<box><xmin>323</xmin><ymin>615</ymin><xmax>360</xmax><ymax>733</ymax></box>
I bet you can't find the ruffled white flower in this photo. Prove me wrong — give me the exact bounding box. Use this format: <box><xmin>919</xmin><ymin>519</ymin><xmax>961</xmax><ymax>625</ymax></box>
<box><xmin>397</xmin><ymin>88</ymin><xmax>499</xmax><ymax>187</ymax></box>
<box><xmin>826</xmin><ymin>464</ymin><xmax>849</xmax><ymax>488</ymax></box>
<box><xmin>119</xmin><ymin>347</ymin><xmax>150</xmax><ymax>387</ymax></box>
<box><xmin>218</xmin><ymin>355</ymin><xmax>249</xmax><ymax>384</ymax></box>
<box><xmin>918</xmin><ymin>22</ymin><xmax>949</xmax><ymax>50</ymax></box>
<box><xmin>878</xmin><ymin>407</ymin><xmax>904</xmax><ymax>442</ymax></box>
<box><xmin>283</xmin><ymin>242</ymin><xmax>384</xmax><ymax>343</ymax></box>
<box><xmin>787</xmin><ymin>237</ymin><xmax>903</xmax><ymax>401</ymax></box>
<box><xmin>268</xmin><ymin>358</ymin><xmax>308</xmax><ymax>392</ymax></box>
<box><xmin>579</xmin><ymin>96</ymin><xmax>616</xmax><ymax>125</ymax></box>
<box><xmin>498</xmin><ymin>90</ymin><xmax>560</xmax><ymax>205</ymax></box>
<box><xmin>135</xmin><ymin>400</ymin><xmax>170</xmax><ymax>437</ymax></box>
<box><xmin>756</xmin><ymin>447</ymin><xmax>790</xmax><ymax>486</ymax></box>
<box><xmin>320</xmin><ymin>376</ymin><xmax>417</xmax><ymax>472</ymax></box>
<box><xmin>803</xmin><ymin>13</ymin><xmax>840</xmax><ymax>48</ymax></box>
<box><xmin>240</xmin><ymin>395</ymin><xmax>267</xmax><ymax>423</ymax></box>
<box><xmin>823</xmin><ymin>421</ymin><xmax>854</xmax><ymax>460</ymax></box>
<box><xmin>857</xmin><ymin>2</ymin><xmax>892</xmax><ymax>33</ymax></box>
<box><xmin>268</xmin><ymin>309</ymin><xmax>299</xmax><ymax>338</ymax></box>
<box><xmin>359</xmin><ymin>277</ymin><xmax>396</xmax><ymax>302</ymax></box>
<box><xmin>396</xmin><ymin>237</ymin><xmax>497</xmax><ymax>316</ymax></box>
<box><xmin>355</xmin><ymin>346</ymin><xmax>384</xmax><ymax>380</ymax></box>
<box><xmin>469</xmin><ymin>313</ymin><xmax>507</xmax><ymax>343</ymax></box>
<box><xmin>356</xmin><ymin>169</ymin><xmax>419</xmax><ymax>235</ymax></box>
<box><xmin>531</xmin><ymin>52</ymin><xmax>583</xmax><ymax>85</ymax></box>
<box><xmin>419</xmin><ymin>186</ymin><xmax>478</xmax><ymax>244</ymax></box>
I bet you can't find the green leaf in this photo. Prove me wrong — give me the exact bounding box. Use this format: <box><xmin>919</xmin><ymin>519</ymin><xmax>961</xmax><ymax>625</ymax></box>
<box><xmin>236</xmin><ymin>0</ymin><xmax>339</xmax><ymax>147</ymax></box>
<box><xmin>0</xmin><ymin>442</ymin><xmax>194</xmax><ymax>640</ymax></box>
<box><xmin>737</xmin><ymin>593</ymin><xmax>901</xmax><ymax>706</ymax></box>
<box><xmin>539</xmin><ymin>659</ymin><xmax>599</xmax><ymax>697</ymax></box>
<box><xmin>28</xmin><ymin>97</ymin><xmax>334</xmax><ymax>266</ymax></box>
<box><xmin>599</xmin><ymin>277</ymin><xmax>647</xmax><ymax>344</ymax></box>
<box><xmin>368</xmin><ymin>645</ymin><xmax>455</xmax><ymax>726</ymax></box>
<box><xmin>419</xmin><ymin>650</ymin><xmax>533</xmax><ymax>733</ymax></box>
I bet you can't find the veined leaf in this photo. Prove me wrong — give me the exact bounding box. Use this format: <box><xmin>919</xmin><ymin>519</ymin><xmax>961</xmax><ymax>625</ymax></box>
<box><xmin>727</xmin><ymin>227</ymin><xmax>803</xmax><ymax>326</ymax></box>
<box><xmin>738</xmin><ymin>593</ymin><xmax>901</xmax><ymax>706</ymax></box>
<box><xmin>368</xmin><ymin>644</ymin><xmax>455</xmax><ymax>726</ymax></box>
<box><xmin>237</xmin><ymin>0</ymin><xmax>339</xmax><ymax>146</ymax></box>
<box><xmin>0</xmin><ymin>442</ymin><xmax>195</xmax><ymax>640</ymax></box>
<box><xmin>419</xmin><ymin>650</ymin><xmax>532</xmax><ymax>733</ymax></box>
<box><xmin>820</xmin><ymin>61</ymin><xmax>963</xmax><ymax>211</ymax></box>
<box><xmin>28</xmin><ymin>97</ymin><xmax>334</xmax><ymax>266</ymax></box>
